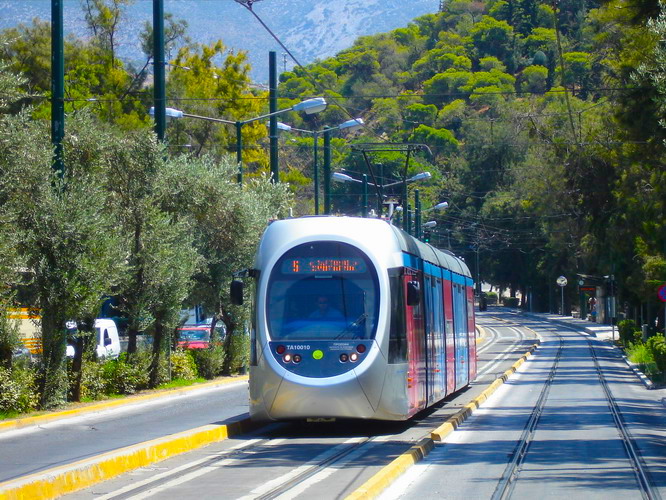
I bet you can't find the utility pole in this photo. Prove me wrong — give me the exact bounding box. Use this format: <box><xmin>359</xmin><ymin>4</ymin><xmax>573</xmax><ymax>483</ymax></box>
<box><xmin>323</xmin><ymin>129</ymin><xmax>331</xmax><ymax>214</ymax></box>
<box><xmin>153</xmin><ymin>0</ymin><xmax>166</xmax><ymax>142</ymax></box>
<box><xmin>51</xmin><ymin>0</ymin><xmax>65</xmax><ymax>178</ymax></box>
<box><xmin>269</xmin><ymin>51</ymin><xmax>278</xmax><ymax>182</ymax></box>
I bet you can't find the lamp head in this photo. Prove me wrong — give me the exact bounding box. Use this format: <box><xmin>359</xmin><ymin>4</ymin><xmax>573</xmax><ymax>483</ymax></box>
<box><xmin>408</xmin><ymin>171</ymin><xmax>432</xmax><ymax>182</ymax></box>
<box><xmin>292</xmin><ymin>97</ymin><xmax>327</xmax><ymax>114</ymax></box>
<box><xmin>338</xmin><ymin>118</ymin><xmax>364</xmax><ymax>132</ymax></box>
<box><xmin>149</xmin><ymin>107</ymin><xmax>184</xmax><ymax>120</ymax></box>
<box><xmin>277</xmin><ymin>122</ymin><xmax>292</xmax><ymax>131</ymax></box>
<box><xmin>332</xmin><ymin>172</ymin><xmax>355</xmax><ymax>183</ymax></box>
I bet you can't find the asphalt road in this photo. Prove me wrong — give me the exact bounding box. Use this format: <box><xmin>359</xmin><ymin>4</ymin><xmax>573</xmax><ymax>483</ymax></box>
<box><xmin>382</xmin><ymin>310</ymin><xmax>666</xmax><ymax>500</ymax></box>
<box><xmin>63</xmin><ymin>314</ymin><xmax>538</xmax><ymax>500</ymax></box>
<box><xmin>0</xmin><ymin>379</ymin><xmax>250</xmax><ymax>482</ymax></box>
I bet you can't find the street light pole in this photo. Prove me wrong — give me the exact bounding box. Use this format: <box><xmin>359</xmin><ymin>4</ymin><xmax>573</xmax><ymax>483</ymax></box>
<box><xmin>269</xmin><ymin>51</ymin><xmax>278</xmax><ymax>183</ymax></box>
<box><xmin>153</xmin><ymin>0</ymin><xmax>166</xmax><ymax>142</ymax></box>
<box><xmin>323</xmin><ymin>129</ymin><xmax>332</xmax><ymax>214</ymax></box>
<box><xmin>51</xmin><ymin>0</ymin><xmax>65</xmax><ymax>178</ymax></box>
<box><xmin>362</xmin><ymin>174</ymin><xmax>368</xmax><ymax>217</ymax></box>
<box><xmin>414</xmin><ymin>189</ymin><xmax>421</xmax><ymax>239</ymax></box>
<box><xmin>236</xmin><ymin>121</ymin><xmax>243</xmax><ymax>184</ymax></box>
<box><xmin>313</xmin><ymin>131</ymin><xmax>319</xmax><ymax>214</ymax></box>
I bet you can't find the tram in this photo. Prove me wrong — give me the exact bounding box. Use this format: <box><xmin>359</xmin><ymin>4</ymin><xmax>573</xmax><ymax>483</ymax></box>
<box><xmin>238</xmin><ymin>216</ymin><xmax>476</xmax><ymax>421</ymax></box>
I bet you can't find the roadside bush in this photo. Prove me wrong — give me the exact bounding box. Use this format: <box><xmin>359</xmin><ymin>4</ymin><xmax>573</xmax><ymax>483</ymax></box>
<box><xmin>78</xmin><ymin>357</ymin><xmax>106</xmax><ymax>401</ymax></box>
<box><xmin>485</xmin><ymin>292</ymin><xmax>498</xmax><ymax>304</ymax></box>
<box><xmin>190</xmin><ymin>345</ymin><xmax>225</xmax><ymax>379</ymax></box>
<box><xmin>228</xmin><ymin>333</ymin><xmax>249</xmax><ymax>373</ymax></box>
<box><xmin>618</xmin><ymin>319</ymin><xmax>640</xmax><ymax>345</ymax></box>
<box><xmin>101</xmin><ymin>351</ymin><xmax>151</xmax><ymax>395</ymax></box>
<box><xmin>502</xmin><ymin>297</ymin><xmax>519</xmax><ymax>307</ymax></box>
<box><xmin>646</xmin><ymin>335</ymin><xmax>666</xmax><ymax>374</ymax></box>
<box><xmin>0</xmin><ymin>312</ymin><xmax>21</xmax><ymax>366</ymax></box>
<box><xmin>170</xmin><ymin>349</ymin><xmax>198</xmax><ymax>380</ymax></box>
<box><xmin>0</xmin><ymin>364</ymin><xmax>39</xmax><ymax>413</ymax></box>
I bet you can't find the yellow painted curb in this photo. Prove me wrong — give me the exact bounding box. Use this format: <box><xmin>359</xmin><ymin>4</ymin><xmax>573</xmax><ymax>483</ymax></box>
<box><xmin>345</xmin><ymin>342</ymin><xmax>539</xmax><ymax>500</ymax></box>
<box><xmin>0</xmin><ymin>376</ymin><xmax>248</xmax><ymax>434</ymax></box>
<box><xmin>476</xmin><ymin>325</ymin><xmax>488</xmax><ymax>345</ymax></box>
<box><xmin>345</xmin><ymin>438</ymin><xmax>434</xmax><ymax>500</ymax></box>
<box><xmin>0</xmin><ymin>417</ymin><xmax>255</xmax><ymax>500</ymax></box>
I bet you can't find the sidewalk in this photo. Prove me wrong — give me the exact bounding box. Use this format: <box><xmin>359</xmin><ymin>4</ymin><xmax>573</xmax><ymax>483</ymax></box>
<box><xmin>518</xmin><ymin>310</ymin><xmax>617</xmax><ymax>342</ymax></box>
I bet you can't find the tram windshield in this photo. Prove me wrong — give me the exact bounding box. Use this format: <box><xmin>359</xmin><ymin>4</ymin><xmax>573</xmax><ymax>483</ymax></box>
<box><xmin>266</xmin><ymin>242</ymin><xmax>379</xmax><ymax>341</ymax></box>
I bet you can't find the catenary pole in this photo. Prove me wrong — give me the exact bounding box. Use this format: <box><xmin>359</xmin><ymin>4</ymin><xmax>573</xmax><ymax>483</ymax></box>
<box><xmin>269</xmin><ymin>51</ymin><xmax>278</xmax><ymax>182</ymax></box>
<box><xmin>51</xmin><ymin>0</ymin><xmax>64</xmax><ymax>178</ymax></box>
<box><xmin>153</xmin><ymin>0</ymin><xmax>166</xmax><ymax>142</ymax></box>
<box><xmin>323</xmin><ymin>129</ymin><xmax>332</xmax><ymax>214</ymax></box>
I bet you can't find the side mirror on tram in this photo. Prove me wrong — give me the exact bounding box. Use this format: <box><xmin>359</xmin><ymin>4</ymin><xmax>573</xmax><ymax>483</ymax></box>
<box><xmin>230</xmin><ymin>280</ymin><xmax>244</xmax><ymax>306</ymax></box>
<box><xmin>407</xmin><ymin>281</ymin><xmax>421</xmax><ymax>306</ymax></box>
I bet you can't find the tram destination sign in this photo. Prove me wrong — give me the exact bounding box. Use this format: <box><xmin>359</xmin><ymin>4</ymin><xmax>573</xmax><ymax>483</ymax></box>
<box><xmin>283</xmin><ymin>257</ymin><xmax>367</xmax><ymax>274</ymax></box>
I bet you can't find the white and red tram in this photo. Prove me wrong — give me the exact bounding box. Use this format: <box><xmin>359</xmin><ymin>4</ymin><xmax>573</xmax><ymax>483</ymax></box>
<box><xmin>243</xmin><ymin>216</ymin><xmax>476</xmax><ymax>421</ymax></box>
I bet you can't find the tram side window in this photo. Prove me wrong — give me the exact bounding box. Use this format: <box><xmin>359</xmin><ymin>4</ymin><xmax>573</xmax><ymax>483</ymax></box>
<box><xmin>388</xmin><ymin>274</ymin><xmax>407</xmax><ymax>363</ymax></box>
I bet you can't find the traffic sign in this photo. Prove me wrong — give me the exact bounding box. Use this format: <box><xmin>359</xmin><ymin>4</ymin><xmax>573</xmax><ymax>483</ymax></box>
<box><xmin>658</xmin><ymin>283</ymin><xmax>666</xmax><ymax>303</ymax></box>
<box><xmin>556</xmin><ymin>276</ymin><xmax>568</xmax><ymax>287</ymax></box>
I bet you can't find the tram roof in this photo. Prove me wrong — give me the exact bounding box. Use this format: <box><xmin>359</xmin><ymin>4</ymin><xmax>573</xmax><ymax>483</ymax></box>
<box><xmin>390</xmin><ymin>225</ymin><xmax>471</xmax><ymax>278</ymax></box>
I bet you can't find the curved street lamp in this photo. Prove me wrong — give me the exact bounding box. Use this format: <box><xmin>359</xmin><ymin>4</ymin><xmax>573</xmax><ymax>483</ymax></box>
<box><xmin>333</xmin><ymin>169</ymin><xmax>432</xmax><ymax>219</ymax></box>
<box><xmin>149</xmin><ymin>97</ymin><xmax>327</xmax><ymax>185</ymax></box>
<box><xmin>277</xmin><ymin>118</ymin><xmax>364</xmax><ymax>214</ymax></box>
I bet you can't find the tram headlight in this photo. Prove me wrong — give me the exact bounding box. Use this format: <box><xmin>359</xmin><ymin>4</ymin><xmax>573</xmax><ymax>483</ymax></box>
<box><xmin>283</xmin><ymin>353</ymin><xmax>292</xmax><ymax>363</ymax></box>
<box><xmin>339</xmin><ymin>353</ymin><xmax>349</xmax><ymax>362</ymax></box>
<box><xmin>350</xmin><ymin>352</ymin><xmax>359</xmax><ymax>362</ymax></box>
<box><xmin>293</xmin><ymin>354</ymin><xmax>302</xmax><ymax>363</ymax></box>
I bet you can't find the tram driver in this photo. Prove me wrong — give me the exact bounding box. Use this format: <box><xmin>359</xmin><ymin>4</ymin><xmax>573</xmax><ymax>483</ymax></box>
<box><xmin>309</xmin><ymin>296</ymin><xmax>344</xmax><ymax>320</ymax></box>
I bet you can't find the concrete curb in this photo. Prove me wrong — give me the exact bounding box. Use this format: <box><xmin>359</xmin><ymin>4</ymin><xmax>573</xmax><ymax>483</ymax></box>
<box><xmin>0</xmin><ymin>376</ymin><xmax>249</xmax><ymax>435</ymax></box>
<box><xmin>345</xmin><ymin>342</ymin><xmax>539</xmax><ymax>500</ymax></box>
<box><xmin>622</xmin><ymin>356</ymin><xmax>656</xmax><ymax>390</ymax></box>
<box><xmin>0</xmin><ymin>417</ymin><xmax>255</xmax><ymax>500</ymax></box>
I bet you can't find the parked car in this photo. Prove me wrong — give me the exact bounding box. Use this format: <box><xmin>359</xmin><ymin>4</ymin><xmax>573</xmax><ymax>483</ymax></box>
<box><xmin>177</xmin><ymin>325</ymin><xmax>211</xmax><ymax>349</ymax></box>
<box><xmin>65</xmin><ymin>318</ymin><xmax>121</xmax><ymax>359</ymax></box>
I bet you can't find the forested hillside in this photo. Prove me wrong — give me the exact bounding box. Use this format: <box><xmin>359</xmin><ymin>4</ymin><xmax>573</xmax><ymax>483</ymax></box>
<box><xmin>274</xmin><ymin>0</ymin><xmax>665</xmax><ymax>325</ymax></box>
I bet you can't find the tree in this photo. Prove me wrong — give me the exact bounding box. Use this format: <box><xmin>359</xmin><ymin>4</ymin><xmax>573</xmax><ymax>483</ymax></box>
<box><xmin>158</xmin><ymin>158</ymin><xmax>291</xmax><ymax>373</ymax></box>
<box><xmin>82</xmin><ymin>0</ymin><xmax>134</xmax><ymax>67</ymax></box>
<box><xmin>0</xmin><ymin>112</ymin><xmax>125</xmax><ymax>407</ymax></box>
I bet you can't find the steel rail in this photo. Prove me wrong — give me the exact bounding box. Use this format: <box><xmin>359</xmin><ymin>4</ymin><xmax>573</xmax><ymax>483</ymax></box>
<box><xmin>490</xmin><ymin>333</ymin><xmax>564</xmax><ymax>500</ymax></box>
<box><xmin>252</xmin><ymin>437</ymin><xmax>373</xmax><ymax>500</ymax></box>
<box><xmin>490</xmin><ymin>313</ymin><xmax>660</xmax><ymax>500</ymax></box>
<box><xmin>585</xmin><ymin>337</ymin><xmax>661</xmax><ymax>500</ymax></box>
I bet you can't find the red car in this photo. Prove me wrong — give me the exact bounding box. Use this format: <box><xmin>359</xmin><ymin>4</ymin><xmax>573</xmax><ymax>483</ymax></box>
<box><xmin>177</xmin><ymin>326</ymin><xmax>211</xmax><ymax>349</ymax></box>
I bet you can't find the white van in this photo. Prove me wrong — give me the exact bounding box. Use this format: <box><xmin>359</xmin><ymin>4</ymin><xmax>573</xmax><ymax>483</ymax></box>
<box><xmin>66</xmin><ymin>319</ymin><xmax>121</xmax><ymax>359</ymax></box>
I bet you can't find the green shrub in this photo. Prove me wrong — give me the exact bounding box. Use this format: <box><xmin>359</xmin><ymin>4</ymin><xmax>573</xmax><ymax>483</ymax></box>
<box><xmin>228</xmin><ymin>333</ymin><xmax>249</xmax><ymax>373</ymax></box>
<box><xmin>646</xmin><ymin>335</ymin><xmax>666</xmax><ymax>373</ymax></box>
<box><xmin>101</xmin><ymin>352</ymin><xmax>151</xmax><ymax>395</ymax></box>
<box><xmin>0</xmin><ymin>364</ymin><xmax>39</xmax><ymax>413</ymax></box>
<box><xmin>618</xmin><ymin>319</ymin><xmax>640</xmax><ymax>345</ymax></box>
<box><xmin>170</xmin><ymin>349</ymin><xmax>198</xmax><ymax>380</ymax></box>
<box><xmin>485</xmin><ymin>292</ymin><xmax>498</xmax><ymax>304</ymax></box>
<box><xmin>190</xmin><ymin>345</ymin><xmax>225</xmax><ymax>379</ymax></box>
<box><xmin>502</xmin><ymin>297</ymin><xmax>519</xmax><ymax>307</ymax></box>
<box><xmin>79</xmin><ymin>357</ymin><xmax>106</xmax><ymax>401</ymax></box>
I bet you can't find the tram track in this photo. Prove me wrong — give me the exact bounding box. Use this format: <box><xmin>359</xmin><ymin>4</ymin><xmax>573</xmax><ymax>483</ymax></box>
<box><xmin>490</xmin><ymin>321</ymin><xmax>661</xmax><ymax>500</ymax></box>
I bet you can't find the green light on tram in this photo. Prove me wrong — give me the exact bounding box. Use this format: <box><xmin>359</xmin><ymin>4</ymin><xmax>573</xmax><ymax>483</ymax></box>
<box><xmin>312</xmin><ymin>349</ymin><xmax>324</xmax><ymax>360</ymax></box>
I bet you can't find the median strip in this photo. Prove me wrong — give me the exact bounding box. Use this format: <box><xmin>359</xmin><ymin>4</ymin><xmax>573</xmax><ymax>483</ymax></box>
<box><xmin>0</xmin><ymin>417</ymin><xmax>255</xmax><ymax>500</ymax></box>
<box><xmin>345</xmin><ymin>342</ymin><xmax>539</xmax><ymax>500</ymax></box>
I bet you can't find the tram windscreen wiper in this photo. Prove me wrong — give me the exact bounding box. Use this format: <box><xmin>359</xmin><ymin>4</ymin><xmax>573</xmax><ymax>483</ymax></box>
<box><xmin>336</xmin><ymin>313</ymin><xmax>367</xmax><ymax>339</ymax></box>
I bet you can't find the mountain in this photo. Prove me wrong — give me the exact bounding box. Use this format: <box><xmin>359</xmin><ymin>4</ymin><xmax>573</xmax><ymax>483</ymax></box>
<box><xmin>0</xmin><ymin>0</ymin><xmax>438</xmax><ymax>82</ymax></box>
